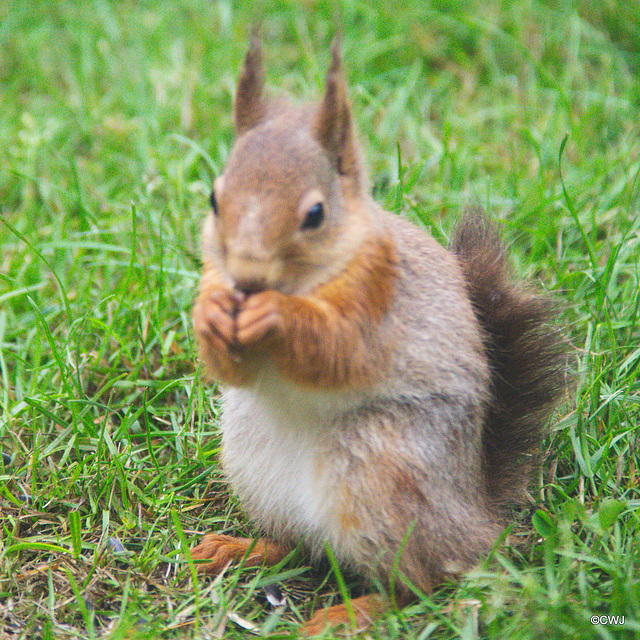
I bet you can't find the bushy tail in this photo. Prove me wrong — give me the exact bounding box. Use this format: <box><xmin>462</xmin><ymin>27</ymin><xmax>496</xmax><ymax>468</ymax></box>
<box><xmin>451</xmin><ymin>210</ymin><xmax>572</xmax><ymax>508</ymax></box>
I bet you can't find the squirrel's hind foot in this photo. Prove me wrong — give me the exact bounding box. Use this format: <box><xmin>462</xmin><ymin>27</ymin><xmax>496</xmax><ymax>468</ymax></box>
<box><xmin>190</xmin><ymin>533</ymin><xmax>288</xmax><ymax>575</ymax></box>
<box><xmin>303</xmin><ymin>594</ymin><xmax>386</xmax><ymax>637</ymax></box>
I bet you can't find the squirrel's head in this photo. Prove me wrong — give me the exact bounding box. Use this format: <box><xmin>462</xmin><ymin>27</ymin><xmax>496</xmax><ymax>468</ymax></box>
<box><xmin>203</xmin><ymin>35</ymin><xmax>376</xmax><ymax>296</ymax></box>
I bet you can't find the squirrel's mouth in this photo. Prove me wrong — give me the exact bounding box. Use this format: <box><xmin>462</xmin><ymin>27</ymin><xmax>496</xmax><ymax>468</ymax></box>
<box><xmin>233</xmin><ymin>278</ymin><xmax>267</xmax><ymax>297</ymax></box>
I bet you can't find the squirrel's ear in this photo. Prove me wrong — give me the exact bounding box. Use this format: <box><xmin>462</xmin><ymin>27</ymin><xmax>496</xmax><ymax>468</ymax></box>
<box><xmin>235</xmin><ymin>32</ymin><xmax>267</xmax><ymax>136</ymax></box>
<box><xmin>314</xmin><ymin>38</ymin><xmax>362</xmax><ymax>186</ymax></box>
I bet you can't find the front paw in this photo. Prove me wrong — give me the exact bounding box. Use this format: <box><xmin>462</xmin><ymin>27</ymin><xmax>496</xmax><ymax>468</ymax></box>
<box><xmin>193</xmin><ymin>284</ymin><xmax>240</xmax><ymax>352</ymax></box>
<box><xmin>236</xmin><ymin>290</ymin><xmax>286</xmax><ymax>347</ymax></box>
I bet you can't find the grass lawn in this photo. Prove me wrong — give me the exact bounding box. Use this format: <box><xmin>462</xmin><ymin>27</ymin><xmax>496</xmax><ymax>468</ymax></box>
<box><xmin>1</xmin><ymin>1</ymin><xmax>639</xmax><ymax>638</ymax></box>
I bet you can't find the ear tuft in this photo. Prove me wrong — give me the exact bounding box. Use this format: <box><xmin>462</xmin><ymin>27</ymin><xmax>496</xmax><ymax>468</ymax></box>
<box><xmin>328</xmin><ymin>35</ymin><xmax>342</xmax><ymax>76</ymax></box>
<box><xmin>314</xmin><ymin>37</ymin><xmax>363</xmax><ymax>188</ymax></box>
<box><xmin>235</xmin><ymin>29</ymin><xmax>267</xmax><ymax>135</ymax></box>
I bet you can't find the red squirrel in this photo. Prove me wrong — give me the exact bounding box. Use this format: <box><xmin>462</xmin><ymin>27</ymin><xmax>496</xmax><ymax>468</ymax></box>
<box><xmin>191</xmin><ymin>35</ymin><xmax>570</xmax><ymax>635</ymax></box>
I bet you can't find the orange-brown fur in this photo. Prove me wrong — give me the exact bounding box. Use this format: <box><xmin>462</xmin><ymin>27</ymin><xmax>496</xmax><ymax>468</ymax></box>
<box><xmin>265</xmin><ymin>232</ymin><xmax>397</xmax><ymax>386</ymax></box>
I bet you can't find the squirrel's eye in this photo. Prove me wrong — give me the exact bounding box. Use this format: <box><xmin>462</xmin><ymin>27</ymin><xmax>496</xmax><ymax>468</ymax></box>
<box><xmin>209</xmin><ymin>189</ymin><xmax>218</xmax><ymax>216</ymax></box>
<box><xmin>301</xmin><ymin>202</ymin><xmax>324</xmax><ymax>230</ymax></box>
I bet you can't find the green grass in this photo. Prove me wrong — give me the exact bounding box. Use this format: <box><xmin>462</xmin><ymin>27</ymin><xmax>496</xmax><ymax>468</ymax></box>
<box><xmin>1</xmin><ymin>1</ymin><xmax>639</xmax><ymax>638</ymax></box>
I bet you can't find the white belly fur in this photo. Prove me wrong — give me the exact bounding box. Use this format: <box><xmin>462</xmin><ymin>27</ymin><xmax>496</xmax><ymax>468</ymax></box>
<box><xmin>219</xmin><ymin>368</ymin><xmax>363</xmax><ymax>549</ymax></box>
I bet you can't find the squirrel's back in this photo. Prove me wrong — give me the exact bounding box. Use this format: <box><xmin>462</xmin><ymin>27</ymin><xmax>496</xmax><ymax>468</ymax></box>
<box><xmin>379</xmin><ymin>208</ymin><xmax>490</xmax><ymax>403</ymax></box>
